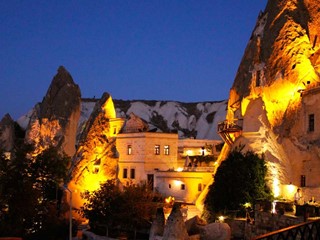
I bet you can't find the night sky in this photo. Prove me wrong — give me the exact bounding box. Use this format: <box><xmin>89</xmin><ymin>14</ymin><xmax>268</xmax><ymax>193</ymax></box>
<box><xmin>0</xmin><ymin>0</ymin><xmax>267</xmax><ymax>120</ymax></box>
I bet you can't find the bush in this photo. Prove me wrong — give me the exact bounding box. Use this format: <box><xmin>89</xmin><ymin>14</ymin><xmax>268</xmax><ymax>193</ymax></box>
<box><xmin>204</xmin><ymin>146</ymin><xmax>272</xmax><ymax>221</ymax></box>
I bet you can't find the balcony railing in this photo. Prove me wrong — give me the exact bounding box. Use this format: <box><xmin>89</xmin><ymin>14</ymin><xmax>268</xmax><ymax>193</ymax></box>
<box><xmin>183</xmin><ymin>166</ymin><xmax>214</xmax><ymax>172</ymax></box>
<box><xmin>252</xmin><ymin>219</ymin><xmax>320</xmax><ymax>240</ymax></box>
<box><xmin>217</xmin><ymin>120</ymin><xmax>242</xmax><ymax>145</ymax></box>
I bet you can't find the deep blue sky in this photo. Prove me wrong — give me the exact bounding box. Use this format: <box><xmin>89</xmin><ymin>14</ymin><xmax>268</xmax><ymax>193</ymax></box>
<box><xmin>0</xmin><ymin>0</ymin><xmax>267</xmax><ymax>120</ymax></box>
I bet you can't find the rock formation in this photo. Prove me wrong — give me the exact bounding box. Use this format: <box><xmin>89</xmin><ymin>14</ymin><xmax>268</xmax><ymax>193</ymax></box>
<box><xmin>149</xmin><ymin>208</ymin><xmax>165</xmax><ymax>240</ymax></box>
<box><xmin>199</xmin><ymin>222</ymin><xmax>231</xmax><ymax>240</ymax></box>
<box><xmin>162</xmin><ymin>203</ymin><xmax>189</xmax><ymax>240</ymax></box>
<box><xmin>24</xmin><ymin>66</ymin><xmax>81</xmax><ymax>156</ymax></box>
<box><xmin>185</xmin><ymin>215</ymin><xmax>207</xmax><ymax>237</ymax></box>
<box><xmin>68</xmin><ymin>92</ymin><xmax>124</xmax><ymax>213</ymax></box>
<box><xmin>0</xmin><ymin>114</ymin><xmax>16</xmax><ymax>152</ymax></box>
<box><xmin>114</xmin><ymin>100</ymin><xmax>227</xmax><ymax>139</ymax></box>
<box><xmin>224</xmin><ymin>0</ymin><xmax>320</xmax><ymax>199</ymax></box>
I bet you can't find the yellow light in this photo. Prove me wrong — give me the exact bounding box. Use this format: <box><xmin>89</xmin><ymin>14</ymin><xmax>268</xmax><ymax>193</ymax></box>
<box><xmin>218</xmin><ymin>216</ymin><xmax>225</xmax><ymax>222</ymax></box>
<box><xmin>268</xmin><ymin>163</ymin><xmax>281</xmax><ymax>198</ymax></box>
<box><xmin>273</xmin><ymin>178</ymin><xmax>280</xmax><ymax>198</ymax></box>
<box><xmin>173</xmin><ymin>180</ymin><xmax>182</xmax><ymax>186</ymax></box>
<box><xmin>186</xmin><ymin>150</ymin><xmax>192</xmax><ymax>156</ymax></box>
<box><xmin>282</xmin><ymin>183</ymin><xmax>296</xmax><ymax>200</ymax></box>
<box><xmin>177</xmin><ymin>167</ymin><xmax>183</xmax><ymax>172</ymax></box>
<box><xmin>287</xmin><ymin>184</ymin><xmax>295</xmax><ymax>195</ymax></box>
<box><xmin>165</xmin><ymin>196</ymin><xmax>175</xmax><ymax>204</ymax></box>
<box><xmin>271</xmin><ymin>201</ymin><xmax>277</xmax><ymax>214</ymax></box>
<box><xmin>243</xmin><ymin>202</ymin><xmax>251</xmax><ymax>208</ymax></box>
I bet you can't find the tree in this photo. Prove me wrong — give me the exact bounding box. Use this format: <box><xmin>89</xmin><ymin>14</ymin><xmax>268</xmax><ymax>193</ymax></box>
<box><xmin>29</xmin><ymin>146</ymin><xmax>71</xmax><ymax>238</ymax></box>
<box><xmin>80</xmin><ymin>180</ymin><xmax>163</xmax><ymax>239</ymax></box>
<box><xmin>31</xmin><ymin>146</ymin><xmax>70</xmax><ymax>204</ymax></box>
<box><xmin>80</xmin><ymin>179</ymin><xmax>122</xmax><ymax>236</ymax></box>
<box><xmin>0</xmin><ymin>144</ymin><xmax>70</xmax><ymax>238</ymax></box>
<box><xmin>204</xmin><ymin>146</ymin><xmax>272</xmax><ymax>221</ymax></box>
<box><xmin>0</xmin><ymin>144</ymin><xmax>39</xmax><ymax>236</ymax></box>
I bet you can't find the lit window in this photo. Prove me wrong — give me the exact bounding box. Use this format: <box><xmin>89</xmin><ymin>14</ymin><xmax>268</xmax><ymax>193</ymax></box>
<box><xmin>308</xmin><ymin>114</ymin><xmax>315</xmax><ymax>132</ymax></box>
<box><xmin>123</xmin><ymin>168</ymin><xmax>128</xmax><ymax>179</ymax></box>
<box><xmin>127</xmin><ymin>145</ymin><xmax>132</xmax><ymax>155</ymax></box>
<box><xmin>181</xmin><ymin>184</ymin><xmax>185</xmax><ymax>190</ymax></box>
<box><xmin>130</xmin><ymin>168</ymin><xmax>135</xmax><ymax>179</ymax></box>
<box><xmin>164</xmin><ymin>145</ymin><xmax>170</xmax><ymax>155</ymax></box>
<box><xmin>154</xmin><ymin>145</ymin><xmax>160</xmax><ymax>155</ymax></box>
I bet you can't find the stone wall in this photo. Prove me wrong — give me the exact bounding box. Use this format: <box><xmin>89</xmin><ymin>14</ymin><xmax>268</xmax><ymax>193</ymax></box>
<box><xmin>226</xmin><ymin>207</ymin><xmax>304</xmax><ymax>239</ymax></box>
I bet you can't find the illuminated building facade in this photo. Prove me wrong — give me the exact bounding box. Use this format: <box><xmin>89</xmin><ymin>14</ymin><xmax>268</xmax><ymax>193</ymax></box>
<box><xmin>116</xmin><ymin>131</ymin><xmax>222</xmax><ymax>203</ymax></box>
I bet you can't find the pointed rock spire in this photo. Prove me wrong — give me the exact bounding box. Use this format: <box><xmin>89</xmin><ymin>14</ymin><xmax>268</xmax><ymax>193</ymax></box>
<box><xmin>149</xmin><ymin>207</ymin><xmax>165</xmax><ymax>239</ymax></box>
<box><xmin>40</xmin><ymin>66</ymin><xmax>81</xmax><ymax>122</ymax></box>
<box><xmin>25</xmin><ymin>66</ymin><xmax>81</xmax><ymax>156</ymax></box>
<box><xmin>163</xmin><ymin>203</ymin><xmax>189</xmax><ymax>240</ymax></box>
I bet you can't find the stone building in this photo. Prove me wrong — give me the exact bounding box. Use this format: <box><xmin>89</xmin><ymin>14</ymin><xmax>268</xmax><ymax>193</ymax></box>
<box><xmin>116</xmin><ymin>113</ymin><xmax>222</xmax><ymax>204</ymax></box>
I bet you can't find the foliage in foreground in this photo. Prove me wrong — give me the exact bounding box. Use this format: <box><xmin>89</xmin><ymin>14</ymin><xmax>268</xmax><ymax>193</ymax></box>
<box><xmin>204</xmin><ymin>146</ymin><xmax>272</xmax><ymax>221</ymax></box>
<box><xmin>0</xmin><ymin>144</ymin><xmax>70</xmax><ymax>238</ymax></box>
<box><xmin>80</xmin><ymin>180</ymin><xmax>163</xmax><ymax>237</ymax></box>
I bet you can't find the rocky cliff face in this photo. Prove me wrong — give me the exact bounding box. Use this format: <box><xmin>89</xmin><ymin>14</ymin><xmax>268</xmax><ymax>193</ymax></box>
<box><xmin>78</xmin><ymin>99</ymin><xmax>227</xmax><ymax>141</ymax></box>
<box><xmin>69</xmin><ymin>92</ymin><xmax>123</xmax><ymax>213</ymax></box>
<box><xmin>115</xmin><ymin>100</ymin><xmax>227</xmax><ymax>140</ymax></box>
<box><xmin>24</xmin><ymin>66</ymin><xmax>81</xmax><ymax>156</ymax></box>
<box><xmin>0</xmin><ymin>114</ymin><xmax>16</xmax><ymax>152</ymax></box>
<box><xmin>227</xmin><ymin>0</ymin><xmax>320</xmax><ymax>199</ymax></box>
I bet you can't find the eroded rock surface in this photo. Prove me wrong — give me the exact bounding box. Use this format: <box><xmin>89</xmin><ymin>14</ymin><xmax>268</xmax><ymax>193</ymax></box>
<box><xmin>226</xmin><ymin>0</ymin><xmax>320</xmax><ymax>198</ymax></box>
<box><xmin>24</xmin><ymin>66</ymin><xmax>81</xmax><ymax>156</ymax></box>
<box><xmin>0</xmin><ymin>114</ymin><xmax>16</xmax><ymax>152</ymax></box>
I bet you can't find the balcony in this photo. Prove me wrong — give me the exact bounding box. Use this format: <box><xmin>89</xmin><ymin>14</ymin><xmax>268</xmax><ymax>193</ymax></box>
<box><xmin>218</xmin><ymin>120</ymin><xmax>242</xmax><ymax>145</ymax></box>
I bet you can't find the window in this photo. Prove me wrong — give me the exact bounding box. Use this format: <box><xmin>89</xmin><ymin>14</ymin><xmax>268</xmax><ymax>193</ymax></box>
<box><xmin>130</xmin><ymin>168</ymin><xmax>135</xmax><ymax>179</ymax></box>
<box><xmin>164</xmin><ymin>145</ymin><xmax>170</xmax><ymax>155</ymax></box>
<box><xmin>127</xmin><ymin>145</ymin><xmax>132</xmax><ymax>155</ymax></box>
<box><xmin>181</xmin><ymin>184</ymin><xmax>185</xmax><ymax>190</ymax></box>
<box><xmin>123</xmin><ymin>168</ymin><xmax>128</xmax><ymax>179</ymax></box>
<box><xmin>113</xmin><ymin>127</ymin><xmax>117</xmax><ymax>134</ymax></box>
<box><xmin>154</xmin><ymin>145</ymin><xmax>160</xmax><ymax>155</ymax></box>
<box><xmin>169</xmin><ymin>184</ymin><xmax>171</xmax><ymax>189</ymax></box>
<box><xmin>308</xmin><ymin>114</ymin><xmax>315</xmax><ymax>132</ymax></box>
<box><xmin>198</xmin><ymin>183</ymin><xmax>202</xmax><ymax>192</ymax></box>
<box><xmin>301</xmin><ymin>175</ymin><xmax>306</xmax><ymax>187</ymax></box>
<box><xmin>93</xmin><ymin>167</ymin><xmax>99</xmax><ymax>174</ymax></box>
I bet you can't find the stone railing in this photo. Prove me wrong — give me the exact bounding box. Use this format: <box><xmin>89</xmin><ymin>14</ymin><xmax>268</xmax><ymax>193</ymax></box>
<box><xmin>183</xmin><ymin>166</ymin><xmax>214</xmax><ymax>172</ymax></box>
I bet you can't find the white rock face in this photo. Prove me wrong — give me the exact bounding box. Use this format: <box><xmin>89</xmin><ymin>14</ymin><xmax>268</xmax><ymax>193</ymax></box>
<box><xmin>114</xmin><ymin>100</ymin><xmax>227</xmax><ymax>140</ymax></box>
